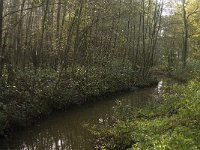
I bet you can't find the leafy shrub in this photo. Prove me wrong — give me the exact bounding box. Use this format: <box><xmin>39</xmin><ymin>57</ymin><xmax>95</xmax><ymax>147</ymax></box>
<box><xmin>0</xmin><ymin>61</ymin><xmax>156</xmax><ymax>135</ymax></box>
<box><xmin>87</xmin><ymin>72</ymin><xmax>200</xmax><ymax>150</ymax></box>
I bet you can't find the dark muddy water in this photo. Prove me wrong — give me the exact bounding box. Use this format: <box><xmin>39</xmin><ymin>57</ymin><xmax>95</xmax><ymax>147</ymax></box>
<box><xmin>0</xmin><ymin>80</ymin><xmax>168</xmax><ymax>150</ymax></box>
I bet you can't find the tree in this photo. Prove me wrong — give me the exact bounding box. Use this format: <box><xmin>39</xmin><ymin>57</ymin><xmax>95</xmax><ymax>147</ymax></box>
<box><xmin>0</xmin><ymin>0</ymin><xmax>3</xmax><ymax>81</ymax></box>
<box><xmin>160</xmin><ymin>0</ymin><xmax>200</xmax><ymax>68</ymax></box>
<box><xmin>182</xmin><ymin>0</ymin><xmax>188</xmax><ymax>67</ymax></box>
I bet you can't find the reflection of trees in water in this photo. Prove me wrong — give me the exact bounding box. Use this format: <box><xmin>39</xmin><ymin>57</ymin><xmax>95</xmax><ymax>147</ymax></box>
<box><xmin>152</xmin><ymin>79</ymin><xmax>176</xmax><ymax>104</ymax></box>
<box><xmin>110</xmin><ymin>88</ymin><xmax>158</xmax><ymax>121</ymax></box>
<box><xmin>1</xmin><ymin>85</ymin><xmax>162</xmax><ymax>150</ymax></box>
<box><xmin>122</xmin><ymin>88</ymin><xmax>156</xmax><ymax>107</ymax></box>
<box><xmin>16</xmin><ymin>124</ymin><xmax>91</xmax><ymax>149</ymax></box>
<box><xmin>3</xmin><ymin>114</ymin><xmax>94</xmax><ymax>150</ymax></box>
<box><xmin>15</xmin><ymin>124</ymin><xmax>92</xmax><ymax>150</ymax></box>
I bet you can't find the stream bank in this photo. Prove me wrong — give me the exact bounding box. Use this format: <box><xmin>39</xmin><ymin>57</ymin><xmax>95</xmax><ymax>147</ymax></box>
<box><xmin>0</xmin><ymin>78</ymin><xmax>167</xmax><ymax>150</ymax></box>
<box><xmin>0</xmin><ymin>72</ymin><xmax>158</xmax><ymax>138</ymax></box>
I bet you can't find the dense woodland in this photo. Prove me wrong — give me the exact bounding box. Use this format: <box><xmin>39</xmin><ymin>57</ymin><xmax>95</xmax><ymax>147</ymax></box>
<box><xmin>0</xmin><ymin>0</ymin><xmax>162</xmax><ymax>82</ymax></box>
<box><xmin>0</xmin><ymin>0</ymin><xmax>200</xmax><ymax>149</ymax></box>
<box><xmin>0</xmin><ymin>0</ymin><xmax>163</xmax><ymax>134</ymax></box>
<box><xmin>87</xmin><ymin>0</ymin><xmax>200</xmax><ymax>149</ymax></box>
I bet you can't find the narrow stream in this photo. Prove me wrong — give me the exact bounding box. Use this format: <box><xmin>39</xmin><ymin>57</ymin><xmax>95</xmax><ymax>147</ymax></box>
<box><xmin>0</xmin><ymin>79</ymin><xmax>168</xmax><ymax>150</ymax></box>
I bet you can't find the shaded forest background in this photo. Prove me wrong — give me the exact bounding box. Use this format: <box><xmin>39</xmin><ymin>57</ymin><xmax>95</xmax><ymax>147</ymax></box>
<box><xmin>0</xmin><ymin>0</ymin><xmax>162</xmax><ymax>84</ymax></box>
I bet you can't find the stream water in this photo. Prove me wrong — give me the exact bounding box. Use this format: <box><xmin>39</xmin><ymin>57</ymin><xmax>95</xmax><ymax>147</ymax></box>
<box><xmin>0</xmin><ymin>79</ymin><xmax>167</xmax><ymax>150</ymax></box>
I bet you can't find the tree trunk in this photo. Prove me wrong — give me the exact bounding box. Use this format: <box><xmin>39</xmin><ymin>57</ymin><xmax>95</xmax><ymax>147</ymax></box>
<box><xmin>0</xmin><ymin>0</ymin><xmax>3</xmax><ymax>80</ymax></box>
<box><xmin>182</xmin><ymin>0</ymin><xmax>188</xmax><ymax>67</ymax></box>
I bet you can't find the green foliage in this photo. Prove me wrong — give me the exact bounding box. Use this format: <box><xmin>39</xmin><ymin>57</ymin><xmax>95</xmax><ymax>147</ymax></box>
<box><xmin>128</xmin><ymin>80</ymin><xmax>200</xmax><ymax>149</ymax></box>
<box><xmin>0</xmin><ymin>61</ymin><xmax>156</xmax><ymax>136</ymax></box>
<box><xmin>173</xmin><ymin>62</ymin><xmax>200</xmax><ymax>80</ymax></box>
<box><xmin>86</xmin><ymin>121</ymin><xmax>135</xmax><ymax>150</ymax></box>
<box><xmin>0</xmin><ymin>102</ymin><xmax>6</xmax><ymax>135</ymax></box>
<box><xmin>87</xmin><ymin>71</ymin><xmax>200</xmax><ymax>150</ymax></box>
<box><xmin>32</xmin><ymin>0</ymin><xmax>42</xmax><ymax>5</ymax></box>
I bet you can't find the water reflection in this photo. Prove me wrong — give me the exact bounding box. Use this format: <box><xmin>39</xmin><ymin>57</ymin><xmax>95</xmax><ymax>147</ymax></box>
<box><xmin>0</xmin><ymin>82</ymin><xmax>166</xmax><ymax>150</ymax></box>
